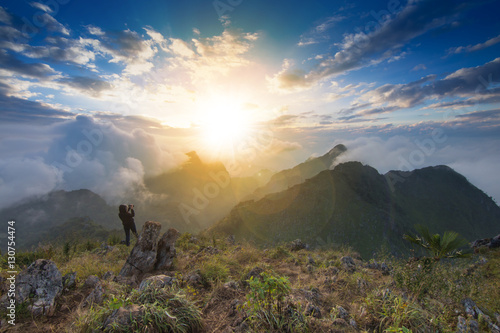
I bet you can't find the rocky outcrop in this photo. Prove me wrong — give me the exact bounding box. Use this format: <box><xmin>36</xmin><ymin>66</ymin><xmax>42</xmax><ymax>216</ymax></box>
<box><xmin>16</xmin><ymin>259</ymin><xmax>62</xmax><ymax>316</ymax></box>
<box><xmin>471</xmin><ymin>234</ymin><xmax>500</xmax><ymax>251</ymax></box>
<box><xmin>155</xmin><ymin>228</ymin><xmax>180</xmax><ymax>271</ymax></box>
<box><xmin>119</xmin><ymin>221</ymin><xmax>162</xmax><ymax>277</ymax></box>
<box><xmin>462</xmin><ymin>298</ymin><xmax>500</xmax><ymax>333</ymax></box>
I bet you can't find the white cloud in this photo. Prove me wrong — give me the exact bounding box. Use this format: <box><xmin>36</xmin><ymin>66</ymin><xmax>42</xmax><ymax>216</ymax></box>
<box><xmin>447</xmin><ymin>34</ymin><xmax>500</xmax><ymax>55</ymax></box>
<box><xmin>0</xmin><ymin>157</ymin><xmax>62</xmax><ymax>209</ymax></box>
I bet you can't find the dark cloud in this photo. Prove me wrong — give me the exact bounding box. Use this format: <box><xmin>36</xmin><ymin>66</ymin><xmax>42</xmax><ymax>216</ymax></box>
<box><xmin>0</xmin><ymin>49</ymin><xmax>55</xmax><ymax>78</ymax></box>
<box><xmin>271</xmin><ymin>114</ymin><xmax>300</xmax><ymax>126</ymax></box>
<box><xmin>0</xmin><ymin>6</ymin><xmax>12</xmax><ymax>24</ymax></box>
<box><xmin>271</xmin><ymin>0</ymin><xmax>476</xmax><ymax>90</ymax></box>
<box><xmin>363</xmin><ymin>57</ymin><xmax>500</xmax><ymax>110</ymax></box>
<box><xmin>59</xmin><ymin>76</ymin><xmax>113</xmax><ymax>96</ymax></box>
<box><xmin>0</xmin><ymin>89</ymin><xmax>73</xmax><ymax>124</ymax></box>
<box><xmin>456</xmin><ymin>109</ymin><xmax>500</xmax><ymax>120</ymax></box>
<box><xmin>97</xmin><ymin>29</ymin><xmax>153</xmax><ymax>61</ymax></box>
<box><xmin>21</xmin><ymin>37</ymin><xmax>96</xmax><ymax>65</ymax></box>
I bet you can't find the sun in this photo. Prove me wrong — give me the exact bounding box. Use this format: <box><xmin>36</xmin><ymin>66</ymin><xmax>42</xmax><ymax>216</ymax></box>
<box><xmin>198</xmin><ymin>95</ymin><xmax>252</xmax><ymax>154</ymax></box>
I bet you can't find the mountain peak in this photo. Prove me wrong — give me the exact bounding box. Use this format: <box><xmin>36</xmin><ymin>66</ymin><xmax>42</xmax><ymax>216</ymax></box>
<box><xmin>327</xmin><ymin>144</ymin><xmax>347</xmax><ymax>156</ymax></box>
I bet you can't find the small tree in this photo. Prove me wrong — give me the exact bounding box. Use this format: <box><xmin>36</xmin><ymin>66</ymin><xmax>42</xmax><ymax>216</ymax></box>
<box><xmin>404</xmin><ymin>224</ymin><xmax>470</xmax><ymax>261</ymax></box>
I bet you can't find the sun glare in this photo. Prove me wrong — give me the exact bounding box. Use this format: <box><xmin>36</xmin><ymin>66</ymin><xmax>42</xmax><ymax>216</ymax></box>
<box><xmin>198</xmin><ymin>96</ymin><xmax>252</xmax><ymax>154</ymax></box>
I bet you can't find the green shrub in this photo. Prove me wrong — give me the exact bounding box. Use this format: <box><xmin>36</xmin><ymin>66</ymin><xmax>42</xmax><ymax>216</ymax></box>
<box><xmin>77</xmin><ymin>284</ymin><xmax>203</xmax><ymax>333</ymax></box>
<box><xmin>244</xmin><ymin>272</ymin><xmax>307</xmax><ymax>332</ymax></box>
<box><xmin>269</xmin><ymin>245</ymin><xmax>291</xmax><ymax>260</ymax></box>
<box><xmin>200</xmin><ymin>260</ymin><xmax>229</xmax><ymax>284</ymax></box>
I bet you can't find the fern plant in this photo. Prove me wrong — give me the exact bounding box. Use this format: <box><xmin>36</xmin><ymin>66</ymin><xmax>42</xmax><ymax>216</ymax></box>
<box><xmin>404</xmin><ymin>224</ymin><xmax>470</xmax><ymax>261</ymax></box>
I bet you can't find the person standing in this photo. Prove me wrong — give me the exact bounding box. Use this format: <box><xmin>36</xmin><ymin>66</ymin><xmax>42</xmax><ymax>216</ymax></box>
<box><xmin>118</xmin><ymin>204</ymin><xmax>139</xmax><ymax>246</ymax></box>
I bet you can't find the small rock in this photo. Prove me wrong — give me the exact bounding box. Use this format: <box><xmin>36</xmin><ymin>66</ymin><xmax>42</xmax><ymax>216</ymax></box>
<box><xmin>305</xmin><ymin>303</ymin><xmax>322</xmax><ymax>318</ymax></box>
<box><xmin>139</xmin><ymin>275</ymin><xmax>176</xmax><ymax>291</ymax></box>
<box><xmin>243</xmin><ymin>267</ymin><xmax>264</xmax><ymax>285</ymax></box>
<box><xmin>113</xmin><ymin>275</ymin><xmax>138</xmax><ymax>288</ymax></box>
<box><xmin>328</xmin><ymin>266</ymin><xmax>339</xmax><ymax>275</ymax></box>
<box><xmin>289</xmin><ymin>239</ymin><xmax>307</xmax><ymax>251</ymax></box>
<box><xmin>84</xmin><ymin>275</ymin><xmax>100</xmax><ymax>288</ymax></box>
<box><xmin>471</xmin><ymin>238</ymin><xmax>491</xmax><ymax>249</ymax></box>
<box><xmin>199</xmin><ymin>246</ymin><xmax>220</xmax><ymax>255</ymax></box>
<box><xmin>380</xmin><ymin>262</ymin><xmax>390</xmax><ymax>275</ymax></box>
<box><xmin>490</xmin><ymin>234</ymin><xmax>500</xmax><ymax>249</ymax></box>
<box><xmin>349</xmin><ymin>318</ymin><xmax>357</xmax><ymax>328</ymax></box>
<box><xmin>187</xmin><ymin>273</ymin><xmax>203</xmax><ymax>287</ymax></box>
<box><xmin>62</xmin><ymin>272</ymin><xmax>76</xmax><ymax>289</ymax></box>
<box><xmin>304</xmin><ymin>288</ymin><xmax>321</xmax><ymax>304</ymax></box>
<box><xmin>224</xmin><ymin>281</ymin><xmax>239</xmax><ymax>290</ymax></box>
<box><xmin>340</xmin><ymin>256</ymin><xmax>356</xmax><ymax>272</ymax></box>
<box><xmin>102</xmin><ymin>271</ymin><xmax>115</xmax><ymax>281</ymax></box>
<box><xmin>83</xmin><ymin>282</ymin><xmax>105</xmax><ymax>307</ymax></box>
<box><xmin>462</xmin><ymin>298</ymin><xmax>479</xmax><ymax>318</ymax></box>
<box><xmin>457</xmin><ymin>316</ymin><xmax>467</xmax><ymax>333</ymax></box>
<box><xmin>469</xmin><ymin>319</ymin><xmax>479</xmax><ymax>333</ymax></box>
<box><xmin>336</xmin><ymin>305</ymin><xmax>349</xmax><ymax>320</ymax></box>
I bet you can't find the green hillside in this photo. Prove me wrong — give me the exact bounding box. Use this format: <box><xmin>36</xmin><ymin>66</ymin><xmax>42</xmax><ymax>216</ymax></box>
<box><xmin>209</xmin><ymin>162</ymin><xmax>500</xmax><ymax>258</ymax></box>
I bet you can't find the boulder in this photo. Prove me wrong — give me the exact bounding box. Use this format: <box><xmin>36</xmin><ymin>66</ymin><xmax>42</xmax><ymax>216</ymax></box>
<box><xmin>16</xmin><ymin>259</ymin><xmax>62</xmax><ymax>316</ymax></box>
<box><xmin>155</xmin><ymin>228</ymin><xmax>180</xmax><ymax>271</ymax></box>
<box><xmin>289</xmin><ymin>239</ymin><xmax>307</xmax><ymax>251</ymax></box>
<box><xmin>119</xmin><ymin>221</ymin><xmax>162</xmax><ymax>277</ymax></box>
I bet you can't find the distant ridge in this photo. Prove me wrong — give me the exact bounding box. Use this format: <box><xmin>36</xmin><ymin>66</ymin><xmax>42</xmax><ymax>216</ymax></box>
<box><xmin>0</xmin><ymin>189</ymin><xmax>117</xmax><ymax>250</ymax></box>
<box><xmin>208</xmin><ymin>161</ymin><xmax>500</xmax><ymax>258</ymax></box>
<box><xmin>250</xmin><ymin>144</ymin><xmax>347</xmax><ymax>200</ymax></box>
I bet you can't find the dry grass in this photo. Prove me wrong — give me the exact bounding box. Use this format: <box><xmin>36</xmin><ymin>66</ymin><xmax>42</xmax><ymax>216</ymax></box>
<box><xmin>2</xmin><ymin>235</ymin><xmax>500</xmax><ymax>333</ymax></box>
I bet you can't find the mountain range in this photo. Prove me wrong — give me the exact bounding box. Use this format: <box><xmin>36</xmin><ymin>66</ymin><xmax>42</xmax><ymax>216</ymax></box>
<box><xmin>208</xmin><ymin>162</ymin><xmax>500</xmax><ymax>257</ymax></box>
<box><xmin>2</xmin><ymin>144</ymin><xmax>499</xmax><ymax>257</ymax></box>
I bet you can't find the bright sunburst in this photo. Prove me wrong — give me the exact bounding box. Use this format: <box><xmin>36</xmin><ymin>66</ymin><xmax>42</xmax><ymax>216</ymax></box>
<box><xmin>198</xmin><ymin>95</ymin><xmax>252</xmax><ymax>154</ymax></box>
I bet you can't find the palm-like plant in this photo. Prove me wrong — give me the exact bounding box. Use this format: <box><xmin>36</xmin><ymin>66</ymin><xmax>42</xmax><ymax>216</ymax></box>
<box><xmin>404</xmin><ymin>224</ymin><xmax>470</xmax><ymax>261</ymax></box>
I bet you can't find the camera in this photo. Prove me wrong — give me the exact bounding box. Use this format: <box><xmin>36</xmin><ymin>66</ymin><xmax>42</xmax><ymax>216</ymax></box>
<box><xmin>128</xmin><ymin>204</ymin><xmax>134</xmax><ymax>209</ymax></box>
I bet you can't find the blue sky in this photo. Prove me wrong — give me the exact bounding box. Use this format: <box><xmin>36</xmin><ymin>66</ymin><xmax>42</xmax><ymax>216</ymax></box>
<box><xmin>1</xmin><ymin>0</ymin><xmax>500</xmax><ymax>208</ymax></box>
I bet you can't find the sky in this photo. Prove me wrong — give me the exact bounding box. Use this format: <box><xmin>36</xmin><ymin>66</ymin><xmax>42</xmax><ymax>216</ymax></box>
<box><xmin>1</xmin><ymin>0</ymin><xmax>500</xmax><ymax>209</ymax></box>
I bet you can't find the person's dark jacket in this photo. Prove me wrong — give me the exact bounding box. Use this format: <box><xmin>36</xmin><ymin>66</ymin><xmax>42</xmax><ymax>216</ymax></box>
<box><xmin>118</xmin><ymin>205</ymin><xmax>135</xmax><ymax>227</ymax></box>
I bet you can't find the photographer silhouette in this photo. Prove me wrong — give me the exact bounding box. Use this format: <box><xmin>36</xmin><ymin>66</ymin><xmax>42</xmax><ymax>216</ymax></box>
<box><xmin>118</xmin><ymin>204</ymin><xmax>139</xmax><ymax>246</ymax></box>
